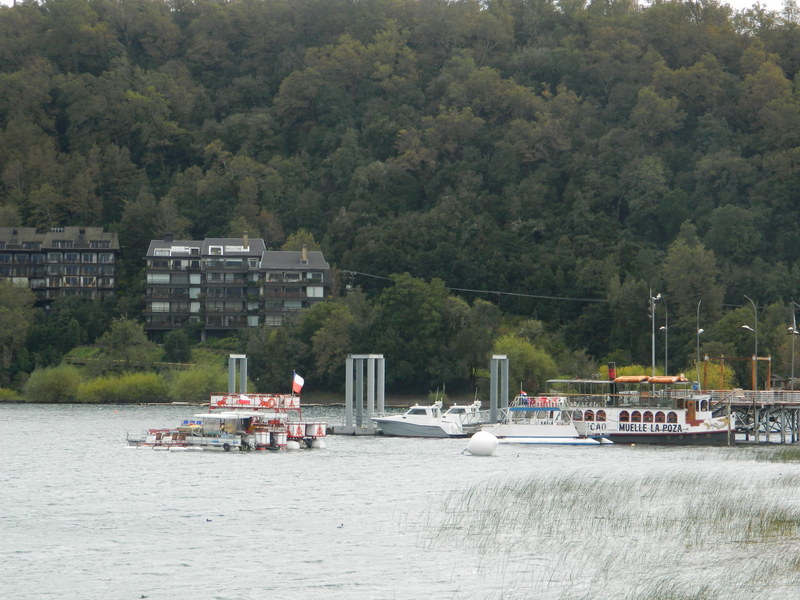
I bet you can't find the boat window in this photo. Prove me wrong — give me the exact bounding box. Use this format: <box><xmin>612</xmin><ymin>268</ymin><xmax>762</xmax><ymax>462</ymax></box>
<box><xmin>631</xmin><ymin>411</ymin><xmax>642</xmax><ymax>423</ymax></box>
<box><xmin>667</xmin><ymin>411</ymin><xmax>678</xmax><ymax>423</ymax></box>
<box><xmin>619</xmin><ymin>410</ymin><xmax>630</xmax><ymax>422</ymax></box>
<box><xmin>573</xmin><ymin>411</ymin><xmax>583</xmax><ymax>421</ymax></box>
<box><xmin>643</xmin><ymin>411</ymin><xmax>654</xmax><ymax>423</ymax></box>
<box><xmin>449</xmin><ymin>408</ymin><xmax>465</xmax><ymax>414</ymax></box>
<box><xmin>655</xmin><ymin>411</ymin><xmax>666</xmax><ymax>423</ymax></box>
<box><xmin>584</xmin><ymin>410</ymin><xmax>594</xmax><ymax>421</ymax></box>
<box><xmin>699</xmin><ymin>400</ymin><xmax>709</xmax><ymax>411</ymax></box>
<box><xmin>596</xmin><ymin>410</ymin><xmax>606</xmax><ymax>422</ymax></box>
<box><xmin>408</xmin><ymin>408</ymin><xmax>427</xmax><ymax>415</ymax></box>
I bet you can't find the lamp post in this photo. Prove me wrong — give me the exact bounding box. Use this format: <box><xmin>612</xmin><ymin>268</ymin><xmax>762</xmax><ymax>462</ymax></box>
<box><xmin>741</xmin><ymin>295</ymin><xmax>758</xmax><ymax>390</ymax></box>
<box><xmin>650</xmin><ymin>290</ymin><xmax>661</xmax><ymax>377</ymax></box>
<box><xmin>659</xmin><ymin>299</ymin><xmax>668</xmax><ymax>375</ymax></box>
<box><xmin>696</xmin><ymin>299</ymin><xmax>703</xmax><ymax>388</ymax></box>
<box><xmin>789</xmin><ymin>301</ymin><xmax>800</xmax><ymax>391</ymax></box>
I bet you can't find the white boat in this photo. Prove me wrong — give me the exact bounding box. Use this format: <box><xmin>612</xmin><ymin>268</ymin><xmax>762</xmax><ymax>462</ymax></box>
<box><xmin>483</xmin><ymin>394</ymin><xmax>611</xmax><ymax>445</ymax></box>
<box><xmin>372</xmin><ymin>401</ymin><xmax>466</xmax><ymax>438</ymax></box>
<box><xmin>548</xmin><ymin>375</ymin><xmax>736</xmax><ymax>445</ymax></box>
<box><xmin>127</xmin><ymin>392</ymin><xmax>327</xmax><ymax>451</ymax></box>
<box><xmin>442</xmin><ymin>400</ymin><xmax>487</xmax><ymax>426</ymax></box>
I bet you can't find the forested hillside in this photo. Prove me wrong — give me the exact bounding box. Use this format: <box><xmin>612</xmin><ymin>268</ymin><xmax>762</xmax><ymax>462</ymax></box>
<box><xmin>2</xmin><ymin>0</ymin><xmax>800</xmax><ymax>394</ymax></box>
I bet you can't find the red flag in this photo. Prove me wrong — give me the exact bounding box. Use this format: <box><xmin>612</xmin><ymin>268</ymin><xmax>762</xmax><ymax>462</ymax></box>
<box><xmin>292</xmin><ymin>372</ymin><xmax>304</xmax><ymax>394</ymax></box>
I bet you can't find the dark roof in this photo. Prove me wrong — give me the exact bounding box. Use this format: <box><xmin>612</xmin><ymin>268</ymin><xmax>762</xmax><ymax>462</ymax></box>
<box><xmin>261</xmin><ymin>250</ymin><xmax>330</xmax><ymax>270</ymax></box>
<box><xmin>0</xmin><ymin>227</ymin><xmax>119</xmax><ymax>250</ymax></box>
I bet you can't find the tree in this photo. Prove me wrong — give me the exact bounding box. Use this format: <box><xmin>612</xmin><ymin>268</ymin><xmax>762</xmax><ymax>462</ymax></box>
<box><xmin>163</xmin><ymin>329</ymin><xmax>192</xmax><ymax>363</ymax></box>
<box><xmin>95</xmin><ymin>317</ymin><xmax>158</xmax><ymax>367</ymax></box>
<box><xmin>368</xmin><ymin>273</ymin><xmax>451</xmax><ymax>390</ymax></box>
<box><xmin>492</xmin><ymin>333</ymin><xmax>558</xmax><ymax>393</ymax></box>
<box><xmin>0</xmin><ymin>281</ymin><xmax>35</xmax><ymax>384</ymax></box>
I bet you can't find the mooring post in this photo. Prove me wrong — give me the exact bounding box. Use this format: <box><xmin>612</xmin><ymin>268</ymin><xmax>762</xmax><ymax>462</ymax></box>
<box><xmin>490</xmin><ymin>354</ymin><xmax>509</xmax><ymax>423</ymax></box>
<box><xmin>228</xmin><ymin>354</ymin><xmax>248</xmax><ymax>394</ymax></box>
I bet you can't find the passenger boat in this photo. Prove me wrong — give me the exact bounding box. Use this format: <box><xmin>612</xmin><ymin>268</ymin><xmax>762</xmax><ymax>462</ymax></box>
<box><xmin>127</xmin><ymin>391</ymin><xmax>327</xmax><ymax>451</ymax></box>
<box><xmin>372</xmin><ymin>401</ymin><xmax>468</xmax><ymax>438</ymax></box>
<box><xmin>482</xmin><ymin>394</ymin><xmax>612</xmax><ymax>445</ymax></box>
<box><xmin>547</xmin><ymin>376</ymin><xmax>736</xmax><ymax>445</ymax></box>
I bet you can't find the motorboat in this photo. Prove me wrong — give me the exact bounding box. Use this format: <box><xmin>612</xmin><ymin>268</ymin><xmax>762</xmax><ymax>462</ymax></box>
<box><xmin>372</xmin><ymin>401</ymin><xmax>466</xmax><ymax>438</ymax></box>
<box><xmin>483</xmin><ymin>394</ymin><xmax>611</xmax><ymax>445</ymax></box>
<box><xmin>442</xmin><ymin>400</ymin><xmax>487</xmax><ymax>426</ymax></box>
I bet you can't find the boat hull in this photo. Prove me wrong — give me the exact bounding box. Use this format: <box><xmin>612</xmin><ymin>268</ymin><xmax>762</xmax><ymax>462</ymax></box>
<box><xmin>483</xmin><ymin>422</ymin><xmax>605</xmax><ymax>445</ymax></box>
<box><xmin>372</xmin><ymin>418</ymin><xmax>460</xmax><ymax>438</ymax></box>
<box><xmin>604</xmin><ymin>430</ymin><xmax>733</xmax><ymax>445</ymax></box>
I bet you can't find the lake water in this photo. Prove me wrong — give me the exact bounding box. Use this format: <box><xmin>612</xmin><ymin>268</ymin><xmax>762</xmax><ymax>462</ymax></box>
<box><xmin>2</xmin><ymin>404</ymin><xmax>799</xmax><ymax>600</ymax></box>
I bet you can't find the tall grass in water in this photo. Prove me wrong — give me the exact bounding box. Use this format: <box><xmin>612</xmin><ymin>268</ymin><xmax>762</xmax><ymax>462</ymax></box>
<box><xmin>422</xmin><ymin>470</ymin><xmax>800</xmax><ymax>599</ymax></box>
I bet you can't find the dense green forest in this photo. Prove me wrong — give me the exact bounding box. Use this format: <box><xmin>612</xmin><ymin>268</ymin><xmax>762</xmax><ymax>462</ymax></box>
<box><xmin>2</xmin><ymin>0</ymin><xmax>800</xmax><ymax>397</ymax></box>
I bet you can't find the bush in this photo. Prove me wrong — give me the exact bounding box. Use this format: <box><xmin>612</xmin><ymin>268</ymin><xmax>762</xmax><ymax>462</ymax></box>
<box><xmin>0</xmin><ymin>387</ymin><xmax>22</xmax><ymax>402</ymax></box>
<box><xmin>76</xmin><ymin>372</ymin><xmax>168</xmax><ymax>404</ymax></box>
<box><xmin>23</xmin><ymin>365</ymin><xmax>83</xmax><ymax>403</ymax></box>
<box><xmin>167</xmin><ymin>366</ymin><xmax>229</xmax><ymax>403</ymax></box>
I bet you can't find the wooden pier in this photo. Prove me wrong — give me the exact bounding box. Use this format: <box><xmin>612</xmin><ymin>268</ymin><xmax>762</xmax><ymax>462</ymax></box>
<box><xmin>711</xmin><ymin>389</ymin><xmax>800</xmax><ymax>444</ymax></box>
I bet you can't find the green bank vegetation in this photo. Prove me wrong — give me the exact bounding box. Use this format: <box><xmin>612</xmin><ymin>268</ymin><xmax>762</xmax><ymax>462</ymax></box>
<box><xmin>4</xmin><ymin>1</ymin><xmax>800</xmax><ymax>396</ymax></box>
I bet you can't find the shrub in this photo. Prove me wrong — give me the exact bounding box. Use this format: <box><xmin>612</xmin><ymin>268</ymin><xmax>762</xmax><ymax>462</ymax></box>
<box><xmin>76</xmin><ymin>372</ymin><xmax>168</xmax><ymax>404</ymax></box>
<box><xmin>167</xmin><ymin>366</ymin><xmax>229</xmax><ymax>403</ymax></box>
<box><xmin>0</xmin><ymin>387</ymin><xmax>22</xmax><ymax>402</ymax></box>
<box><xmin>23</xmin><ymin>365</ymin><xmax>83</xmax><ymax>403</ymax></box>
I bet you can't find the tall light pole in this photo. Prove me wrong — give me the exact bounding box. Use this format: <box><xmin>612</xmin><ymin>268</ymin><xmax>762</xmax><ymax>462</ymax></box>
<box><xmin>696</xmin><ymin>299</ymin><xmax>703</xmax><ymax>387</ymax></box>
<box><xmin>790</xmin><ymin>301</ymin><xmax>800</xmax><ymax>391</ymax></box>
<box><xmin>741</xmin><ymin>295</ymin><xmax>758</xmax><ymax>390</ymax></box>
<box><xmin>650</xmin><ymin>290</ymin><xmax>661</xmax><ymax>377</ymax></box>
<box><xmin>659</xmin><ymin>298</ymin><xmax>668</xmax><ymax>375</ymax></box>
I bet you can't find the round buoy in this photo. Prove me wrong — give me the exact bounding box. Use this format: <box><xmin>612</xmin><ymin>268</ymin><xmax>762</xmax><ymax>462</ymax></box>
<box><xmin>311</xmin><ymin>439</ymin><xmax>327</xmax><ymax>450</ymax></box>
<box><xmin>465</xmin><ymin>431</ymin><xmax>498</xmax><ymax>456</ymax></box>
<box><xmin>286</xmin><ymin>440</ymin><xmax>301</xmax><ymax>451</ymax></box>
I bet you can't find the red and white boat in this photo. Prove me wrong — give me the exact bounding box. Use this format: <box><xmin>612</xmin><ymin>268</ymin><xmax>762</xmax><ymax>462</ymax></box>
<box><xmin>128</xmin><ymin>378</ymin><xmax>327</xmax><ymax>451</ymax></box>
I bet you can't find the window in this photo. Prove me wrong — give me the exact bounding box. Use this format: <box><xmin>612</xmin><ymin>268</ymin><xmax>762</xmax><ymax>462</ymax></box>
<box><xmin>284</xmin><ymin>271</ymin><xmax>300</xmax><ymax>281</ymax></box>
<box><xmin>247</xmin><ymin>316</ymin><xmax>259</xmax><ymax>327</ymax></box>
<box><xmin>307</xmin><ymin>272</ymin><xmax>323</xmax><ymax>281</ymax></box>
<box><xmin>53</xmin><ymin>240</ymin><xmax>73</xmax><ymax>249</ymax></box>
<box><xmin>631</xmin><ymin>411</ymin><xmax>642</xmax><ymax>423</ymax></box>
<box><xmin>47</xmin><ymin>252</ymin><xmax>62</xmax><ymax>263</ymax></box>
<box><xmin>14</xmin><ymin>254</ymin><xmax>29</xmax><ymax>263</ymax></box>
<box><xmin>64</xmin><ymin>252</ymin><xmax>80</xmax><ymax>263</ymax></box>
<box><xmin>99</xmin><ymin>253</ymin><xmax>114</xmax><ymax>264</ymax></box>
<box><xmin>147</xmin><ymin>273</ymin><xmax>170</xmax><ymax>284</ymax></box>
<box><xmin>284</xmin><ymin>300</ymin><xmax>302</xmax><ymax>310</ymax></box>
<box><xmin>189</xmin><ymin>273</ymin><xmax>201</xmax><ymax>285</ymax></box>
<box><xmin>655</xmin><ymin>412</ymin><xmax>666</xmax><ymax>423</ymax></box>
<box><xmin>209</xmin><ymin>246</ymin><xmax>223</xmax><ymax>255</ymax></box>
<box><xmin>307</xmin><ymin>286</ymin><xmax>324</xmax><ymax>298</ymax></box>
<box><xmin>189</xmin><ymin>287</ymin><xmax>200</xmax><ymax>299</ymax></box>
<box><xmin>81</xmin><ymin>253</ymin><xmax>97</xmax><ymax>264</ymax></box>
<box><xmin>643</xmin><ymin>411</ymin><xmax>654</xmax><ymax>423</ymax></box>
<box><xmin>667</xmin><ymin>412</ymin><xmax>678</xmax><ymax>424</ymax></box>
<box><xmin>0</xmin><ymin>254</ymin><xmax>10</xmax><ymax>263</ymax></box>
<box><xmin>584</xmin><ymin>410</ymin><xmax>594</xmax><ymax>421</ymax></box>
<box><xmin>90</xmin><ymin>240</ymin><xmax>111</xmax><ymax>249</ymax></box>
<box><xmin>190</xmin><ymin>302</ymin><xmax>200</xmax><ymax>313</ymax></box>
<box><xmin>22</xmin><ymin>242</ymin><xmax>40</xmax><ymax>250</ymax></box>
<box><xmin>154</xmin><ymin>248</ymin><xmax>170</xmax><ymax>257</ymax></box>
<box><xmin>596</xmin><ymin>410</ymin><xmax>606</xmax><ymax>422</ymax></box>
<box><xmin>619</xmin><ymin>411</ymin><xmax>630</xmax><ymax>422</ymax></box>
<box><xmin>151</xmin><ymin>302</ymin><xmax>170</xmax><ymax>313</ymax></box>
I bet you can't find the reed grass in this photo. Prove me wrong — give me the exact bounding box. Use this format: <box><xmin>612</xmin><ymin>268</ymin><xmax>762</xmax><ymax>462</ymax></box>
<box><xmin>421</xmin><ymin>467</ymin><xmax>800</xmax><ymax>599</ymax></box>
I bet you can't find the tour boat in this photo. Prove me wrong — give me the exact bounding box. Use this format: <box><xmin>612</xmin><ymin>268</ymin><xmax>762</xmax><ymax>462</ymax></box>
<box><xmin>371</xmin><ymin>401</ymin><xmax>468</xmax><ymax>438</ymax></box>
<box><xmin>482</xmin><ymin>394</ymin><xmax>612</xmax><ymax>445</ymax></box>
<box><xmin>127</xmin><ymin>392</ymin><xmax>327</xmax><ymax>451</ymax></box>
<box><xmin>547</xmin><ymin>376</ymin><xmax>736</xmax><ymax>445</ymax></box>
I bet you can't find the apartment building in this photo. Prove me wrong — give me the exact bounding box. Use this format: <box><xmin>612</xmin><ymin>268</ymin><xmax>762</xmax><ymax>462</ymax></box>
<box><xmin>0</xmin><ymin>226</ymin><xmax>120</xmax><ymax>302</ymax></box>
<box><xmin>144</xmin><ymin>234</ymin><xmax>331</xmax><ymax>338</ymax></box>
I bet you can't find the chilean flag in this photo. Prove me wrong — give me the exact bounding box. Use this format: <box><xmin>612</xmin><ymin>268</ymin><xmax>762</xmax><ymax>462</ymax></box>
<box><xmin>292</xmin><ymin>372</ymin><xmax>305</xmax><ymax>395</ymax></box>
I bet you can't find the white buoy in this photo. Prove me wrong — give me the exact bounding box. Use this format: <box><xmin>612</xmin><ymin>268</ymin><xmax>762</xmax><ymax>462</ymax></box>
<box><xmin>311</xmin><ymin>439</ymin><xmax>327</xmax><ymax>449</ymax></box>
<box><xmin>286</xmin><ymin>440</ymin><xmax>301</xmax><ymax>451</ymax></box>
<box><xmin>465</xmin><ymin>431</ymin><xmax>498</xmax><ymax>456</ymax></box>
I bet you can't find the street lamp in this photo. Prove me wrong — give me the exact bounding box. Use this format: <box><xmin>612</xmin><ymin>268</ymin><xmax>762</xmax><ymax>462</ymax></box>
<box><xmin>658</xmin><ymin>298</ymin><xmax>668</xmax><ymax>374</ymax></box>
<box><xmin>650</xmin><ymin>290</ymin><xmax>661</xmax><ymax>377</ymax></box>
<box><xmin>696</xmin><ymin>299</ymin><xmax>703</xmax><ymax>388</ymax></box>
<box><xmin>742</xmin><ymin>295</ymin><xmax>758</xmax><ymax>390</ymax></box>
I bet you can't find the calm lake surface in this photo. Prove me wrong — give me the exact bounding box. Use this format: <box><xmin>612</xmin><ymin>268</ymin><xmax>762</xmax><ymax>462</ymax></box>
<box><xmin>2</xmin><ymin>403</ymin><xmax>799</xmax><ymax>600</ymax></box>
